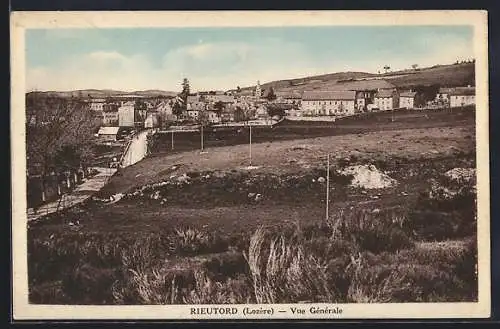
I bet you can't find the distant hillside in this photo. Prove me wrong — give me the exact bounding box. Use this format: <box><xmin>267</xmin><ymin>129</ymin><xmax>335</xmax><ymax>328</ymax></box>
<box><xmin>235</xmin><ymin>71</ymin><xmax>377</xmax><ymax>94</ymax></box>
<box><xmin>238</xmin><ymin>62</ymin><xmax>475</xmax><ymax>94</ymax></box>
<box><xmin>27</xmin><ymin>62</ymin><xmax>474</xmax><ymax>100</ymax></box>
<box><xmin>26</xmin><ymin>89</ymin><xmax>178</xmax><ymax>99</ymax></box>
<box><xmin>383</xmin><ymin>63</ymin><xmax>475</xmax><ymax>89</ymax></box>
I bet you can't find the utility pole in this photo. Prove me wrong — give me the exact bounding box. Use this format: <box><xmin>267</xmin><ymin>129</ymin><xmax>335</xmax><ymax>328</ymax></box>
<box><xmin>326</xmin><ymin>153</ymin><xmax>330</xmax><ymax>222</ymax></box>
<box><xmin>200</xmin><ymin>104</ymin><xmax>206</xmax><ymax>153</ymax></box>
<box><xmin>200</xmin><ymin>123</ymin><xmax>204</xmax><ymax>152</ymax></box>
<box><xmin>171</xmin><ymin>130</ymin><xmax>174</xmax><ymax>150</ymax></box>
<box><xmin>249</xmin><ymin>124</ymin><xmax>252</xmax><ymax>166</ymax></box>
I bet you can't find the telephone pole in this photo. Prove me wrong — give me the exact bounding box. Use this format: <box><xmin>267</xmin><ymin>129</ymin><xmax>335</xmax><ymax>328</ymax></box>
<box><xmin>200</xmin><ymin>104</ymin><xmax>206</xmax><ymax>153</ymax></box>
<box><xmin>326</xmin><ymin>153</ymin><xmax>330</xmax><ymax>221</ymax></box>
<box><xmin>249</xmin><ymin>124</ymin><xmax>252</xmax><ymax>166</ymax></box>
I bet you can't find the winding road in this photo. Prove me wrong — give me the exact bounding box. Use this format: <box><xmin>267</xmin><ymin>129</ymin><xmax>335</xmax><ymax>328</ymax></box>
<box><xmin>120</xmin><ymin>129</ymin><xmax>152</xmax><ymax>168</ymax></box>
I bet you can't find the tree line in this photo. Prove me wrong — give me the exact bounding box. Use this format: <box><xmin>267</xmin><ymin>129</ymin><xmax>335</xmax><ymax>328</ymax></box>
<box><xmin>26</xmin><ymin>94</ymin><xmax>99</xmax><ymax>187</ymax></box>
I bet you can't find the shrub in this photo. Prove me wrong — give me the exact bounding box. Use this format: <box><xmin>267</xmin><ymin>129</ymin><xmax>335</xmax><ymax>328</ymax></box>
<box><xmin>406</xmin><ymin>210</ymin><xmax>475</xmax><ymax>241</ymax></box>
<box><xmin>120</xmin><ymin>235</ymin><xmax>166</xmax><ymax>273</ymax></box>
<box><xmin>29</xmin><ymin>281</ymin><xmax>68</xmax><ymax>304</ymax></box>
<box><xmin>114</xmin><ymin>268</ymin><xmax>180</xmax><ymax>304</ymax></box>
<box><xmin>335</xmin><ymin>209</ymin><xmax>414</xmax><ymax>253</ymax></box>
<box><xmin>169</xmin><ymin>227</ymin><xmax>228</xmax><ymax>256</ymax></box>
<box><xmin>345</xmin><ymin>252</ymin><xmax>414</xmax><ymax>303</ymax></box>
<box><xmin>183</xmin><ymin>271</ymin><xmax>254</xmax><ymax>304</ymax></box>
<box><xmin>61</xmin><ymin>263</ymin><xmax>120</xmax><ymax>304</ymax></box>
<box><xmin>244</xmin><ymin>227</ymin><xmax>336</xmax><ymax>303</ymax></box>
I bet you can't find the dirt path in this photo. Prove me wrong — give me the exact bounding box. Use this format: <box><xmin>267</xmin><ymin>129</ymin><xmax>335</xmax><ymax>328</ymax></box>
<box><xmin>27</xmin><ymin>167</ymin><xmax>117</xmax><ymax>222</ymax></box>
<box><xmin>120</xmin><ymin>129</ymin><xmax>152</xmax><ymax>167</ymax></box>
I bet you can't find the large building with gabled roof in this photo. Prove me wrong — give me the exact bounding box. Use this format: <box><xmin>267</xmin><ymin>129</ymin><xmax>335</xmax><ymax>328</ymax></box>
<box><xmin>301</xmin><ymin>90</ymin><xmax>356</xmax><ymax>116</ymax></box>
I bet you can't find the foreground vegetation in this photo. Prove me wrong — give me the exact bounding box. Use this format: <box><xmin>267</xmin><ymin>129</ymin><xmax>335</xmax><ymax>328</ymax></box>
<box><xmin>27</xmin><ymin>107</ymin><xmax>477</xmax><ymax>304</ymax></box>
<box><xmin>28</xmin><ymin>211</ymin><xmax>477</xmax><ymax>304</ymax></box>
<box><xmin>28</xmin><ymin>152</ymin><xmax>477</xmax><ymax>304</ymax></box>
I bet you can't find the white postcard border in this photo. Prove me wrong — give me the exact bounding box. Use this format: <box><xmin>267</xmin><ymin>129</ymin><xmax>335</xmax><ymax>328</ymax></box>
<box><xmin>10</xmin><ymin>10</ymin><xmax>490</xmax><ymax>320</ymax></box>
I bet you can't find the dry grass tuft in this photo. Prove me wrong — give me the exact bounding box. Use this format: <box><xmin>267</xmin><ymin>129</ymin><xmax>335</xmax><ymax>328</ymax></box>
<box><xmin>244</xmin><ymin>227</ymin><xmax>335</xmax><ymax>303</ymax></box>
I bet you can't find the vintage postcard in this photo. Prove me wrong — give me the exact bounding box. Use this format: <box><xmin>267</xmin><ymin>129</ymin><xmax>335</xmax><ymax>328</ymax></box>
<box><xmin>11</xmin><ymin>10</ymin><xmax>490</xmax><ymax>320</ymax></box>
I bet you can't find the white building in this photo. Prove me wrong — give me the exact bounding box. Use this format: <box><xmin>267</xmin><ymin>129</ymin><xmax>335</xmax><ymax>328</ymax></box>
<box><xmin>373</xmin><ymin>89</ymin><xmax>398</xmax><ymax>111</ymax></box>
<box><xmin>435</xmin><ymin>87</ymin><xmax>454</xmax><ymax>104</ymax></box>
<box><xmin>97</xmin><ymin>126</ymin><xmax>120</xmax><ymax>142</ymax></box>
<box><xmin>118</xmin><ymin>101</ymin><xmax>135</xmax><ymax>127</ymax></box>
<box><xmin>399</xmin><ymin>91</ymin><xmax>417</xmax><ymax>109</ymax></box>
<box><xmin>102</xmin><ymin>109</ymin><xmax>119</xmax><ymax>126</ymax></box>
<box><xmin>276</xmin><ymin>91</ymin><xmax>302</xmax><ymax>106</ymax></box>
<box><xmin>301</xmin><ymin>91</ymin><xmax>356</xmax><ymax>116</ymax></box>
<box><xmin>206</xmin><ymin>94</ymin><xmax>235</xmax><ymax>104</ymax></box>
<box><xmin>256</xmin><ymin>105</ymin><xmax>268</xmax><ymax>118</ymax></box>
<box><xmin>450</xmin><ymin>86</ymin><xmax>475</xmax><ymax>107</ymax></box>
<box><xmin>207</xmin><ymin>110</ymin><xmax>222</xmax><ymax>123</ymax></box>
<box><xmin>144</xmin><ymin>112</ymin><xmax>160</xmax><ymax>128</ymax></box>
<box><xmin>187</xmin><ymin>110</ymin><xmax>199</xmax><ymax>120</ymax></box>
<box><xmin>89</xmin><ymin>98</ymin><xmax>106</xmax><ymax>111</ymax></box>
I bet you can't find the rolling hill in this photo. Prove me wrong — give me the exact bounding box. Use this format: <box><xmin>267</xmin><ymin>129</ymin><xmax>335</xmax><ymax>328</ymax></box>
<box><xmin>26</xmin><ymin>89</ymin><xmax>179</xmax><ymax>99</ymax></box>
<box><xmin>236</xmin><ymin>62</ymin><xmax>475</xmax><ymax>94</ymax></box>
<box><xmin>26</xmin><ymin>62</ymin><xmax>474</xmax><ymax>99</ymax></box>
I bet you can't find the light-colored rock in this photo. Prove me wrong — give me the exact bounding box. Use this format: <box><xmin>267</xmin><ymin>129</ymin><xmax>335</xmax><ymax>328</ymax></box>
<box><xmin>338</xmin><ymin>164</ymin><xmax>397</xmax><ymax>189</ymax></box>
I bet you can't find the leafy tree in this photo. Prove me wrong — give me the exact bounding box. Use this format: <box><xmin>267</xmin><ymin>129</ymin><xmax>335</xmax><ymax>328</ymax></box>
<box><xmin>172</xmin><ymin>100</ymin><xmax>184</xmax><ymax>117</ymax></box>
<box><xmin>411</xmin><ymin>64</ymin><xmax>419</xmax><ymax>70</ymax></box>
<box><xmin>267</xmin><ymin>104</ymin><xmax>285</xmax><ymax>118</ymax></box>
<box><xmin>214</xmin><ymin>101</ymin><xmax>225</xmax><ymax>111</ymax></box>
<box><xmin>180</xmin><ymin>78</ymin><xmax>190</xmax><ymax>104</ymax></box>
<box><xmin>266</xmin><ymin>87</ymin><xmax>277</xmax><ymax>101</ymax></box>
<box><xmin>236</xmin><ymin>86</ymin><xmax>241</xmax><ymax>93</ymax></box>
<box><xmin>233</xmin><ymin>106</ymin><xmax>247</xmax><ymax>122</ymax></box>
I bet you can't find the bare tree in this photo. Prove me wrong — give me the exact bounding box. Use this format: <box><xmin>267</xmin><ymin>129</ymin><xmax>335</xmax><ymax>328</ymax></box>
<box><xmin>26</xmin><ymin>95</ymin><xmax>98</xmax><ymax>204</ymax></box>
<box><xmin>383</xmin><ymin>65</ymin><xmax>391</xmax><ymax>74</ymax></box>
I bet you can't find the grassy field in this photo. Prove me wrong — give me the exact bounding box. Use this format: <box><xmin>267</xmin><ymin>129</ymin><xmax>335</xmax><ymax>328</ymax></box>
<box><xmin>240</xmin><ymin>62</ymin><xmax>474</xmax><ymax>93</ymax></box>
<box><xmin>149</xmin><ymin>107</ymin><xmax>473</xmax><ymax>156</ymax></box>
<box><xmin>27</xmin><ymin>107</ymin><xmax>478</xmax><ymax>305</ymax></box>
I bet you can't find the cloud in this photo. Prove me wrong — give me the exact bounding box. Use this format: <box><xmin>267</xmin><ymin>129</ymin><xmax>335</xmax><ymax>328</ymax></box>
<box><xmin>87</xmin><ymin>51</ymin><xmax>127</xmax><ymax>61</ymax></box>
<box><xmin>27</xmin><ymin>39</ymin><xmax>321</xmax><ymax>92</ymax></box>
<box><xmin>26</xmin><ymin>50</ymin><xmax>162</xmax><ymax>92</ymax></box>
<box><xmin>26</xmin><ymin>34</ymin><xmax>475</xmax><ymax>92</ymax></box>
<box><xmin>159</xmin><ymin>39</ymin><xmax>322</xmax><ymax>90</ymax></box>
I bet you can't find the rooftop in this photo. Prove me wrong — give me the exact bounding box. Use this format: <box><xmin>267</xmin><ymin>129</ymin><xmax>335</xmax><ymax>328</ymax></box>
<box><xmin>375</xmin><ymin>89</ymin><xmax>395</xmax><ymax>98</ymax></box>
<box><xmin>302</xmin><ymin>90</ymin><xmax>356</xmax><ymax>101</ymax></box>
<box><xmin>450</xmin><ymin>86</ymin><xmax>475</xmax><ymax>96</ymax></box>
<box><xmin>399</xmin><ymin>91</ymin><xmax>417</xmax><ymax>98</ymax></box>
<box><xmin>210</xmin><ymin>95</ymin><xmax>235</xmax><ymax>103</ymax></box>
<box><xmin>97</xmin><ymin>126</ymin><xmax>120</xmax><ymax>135</ymax></box>
<box><xmin>438</xmin><ymin>87</ymin><xmax>456</xmax><ymax>94</ymax></box>
<box><xmin>276</xmin><ymin>91</ymin><xmax>302</xmax><ymax>99</ymax></box>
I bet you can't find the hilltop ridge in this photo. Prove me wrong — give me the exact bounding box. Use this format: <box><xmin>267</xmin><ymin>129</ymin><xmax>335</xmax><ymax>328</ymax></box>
<box><xmin>26</xmin><ymin>62</ymin><xmax>474</xmax><ymax>98</ymax></box>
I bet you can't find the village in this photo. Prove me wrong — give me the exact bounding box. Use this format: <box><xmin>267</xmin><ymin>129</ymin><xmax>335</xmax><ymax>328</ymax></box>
<box><xmin>81</xmin><ymin>78</ymin><xmax>476</xmax><ymax>143</ymax></box>
<box><xmin>24</xmin><ymin>62</ymin><xmax>477</xmax><ymax>213</ymax></box>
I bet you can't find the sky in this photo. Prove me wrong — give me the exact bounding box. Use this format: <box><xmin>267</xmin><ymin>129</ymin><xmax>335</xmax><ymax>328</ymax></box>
<box><xmin>25</xmin><ymin>26</ymin><xmax>474</xmax><ymax>92</ymax></box>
